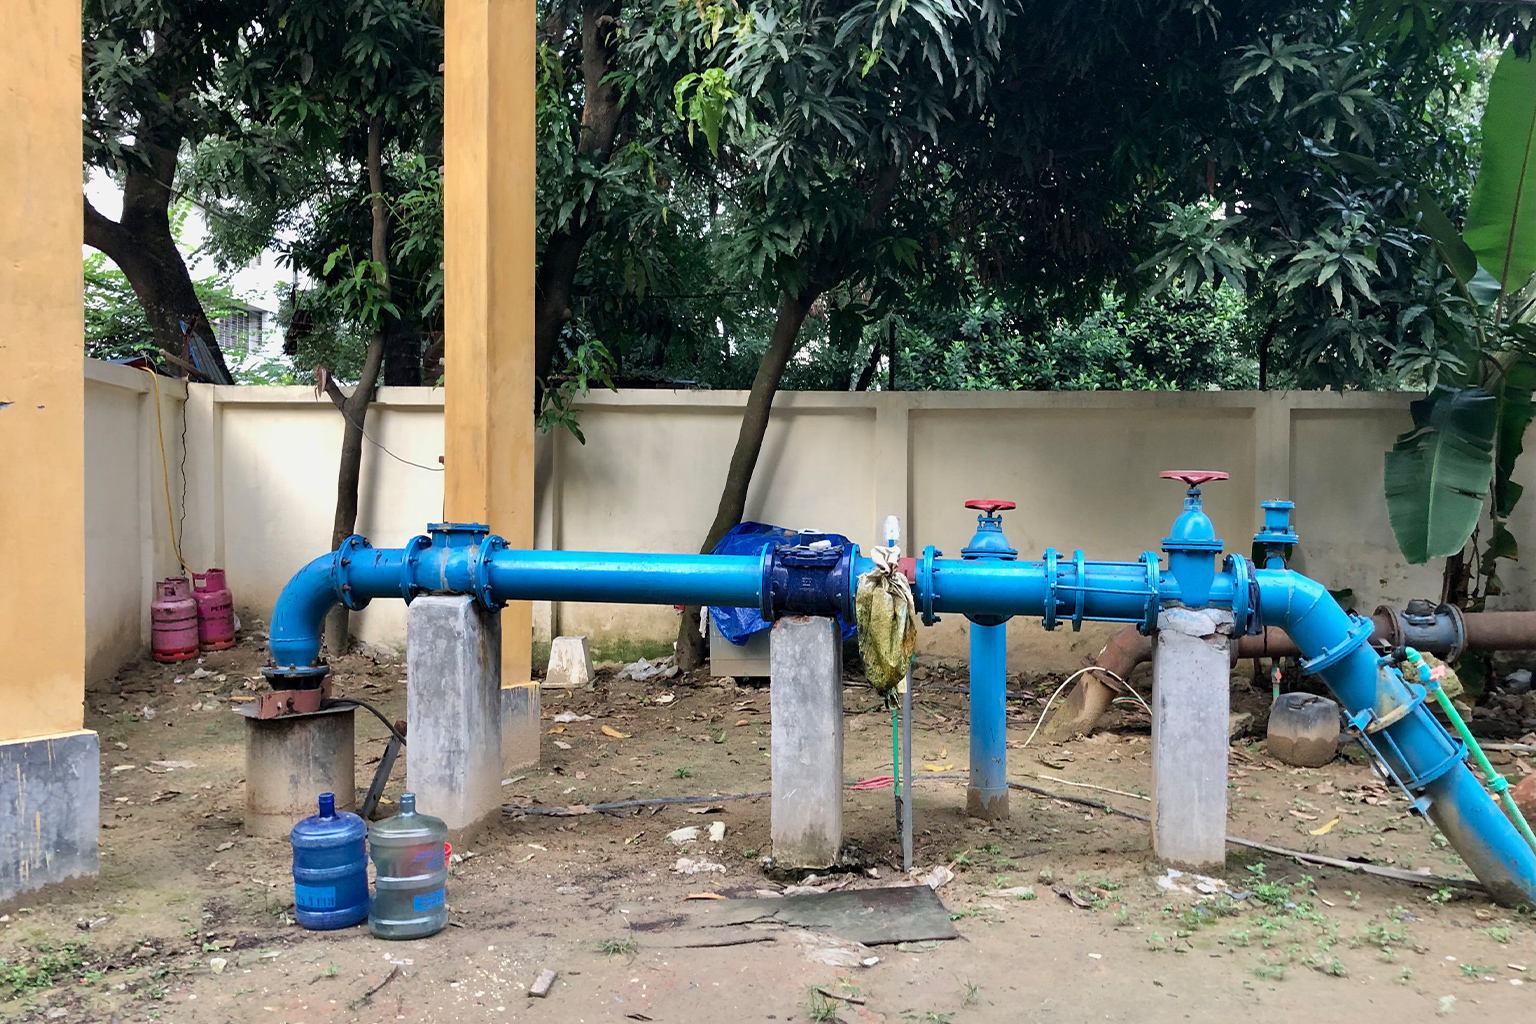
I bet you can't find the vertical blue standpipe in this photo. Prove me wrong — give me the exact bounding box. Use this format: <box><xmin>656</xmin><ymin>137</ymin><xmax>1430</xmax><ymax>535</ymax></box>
<box><xmin>968</xmin><ymin>621</ymin><xmax>1008</xmax><ymax>817</ymax></box>
<box><xmin>959</xmin><ymin>500</ymin><xmax>1018</xmax><ymax>821</ymax></box>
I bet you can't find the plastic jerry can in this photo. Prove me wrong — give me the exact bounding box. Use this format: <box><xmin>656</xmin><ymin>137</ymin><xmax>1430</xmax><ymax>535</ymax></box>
<box><xmin>151</xmin><ymin>577</ymin><xmax>200</xmax><ymax>662</ymax></box>
<box><xmin>368</xmin><ymin>792</ymin><xmax>449</xmax><ymax>939</ymax></box>
<box><xmin>1266</xmin><ymin>692</ymin><xmax>1340</xmax><ymax>767</ymax></box>
<box><xmin>193</xmin><ymin>569</ymin><xmax>237</xmax><ymax>650</ymax></box>
<box><xmin>290</xmin><ymin>792</ymin><xmax>370</xmax><ymax>930</ymax></box>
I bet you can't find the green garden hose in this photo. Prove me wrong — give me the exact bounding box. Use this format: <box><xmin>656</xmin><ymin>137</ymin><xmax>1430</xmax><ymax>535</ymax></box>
<box><xmin>1404</xmin><ymin>647</ymin><xmax>1536</xmax><ymax>853</ymax></box>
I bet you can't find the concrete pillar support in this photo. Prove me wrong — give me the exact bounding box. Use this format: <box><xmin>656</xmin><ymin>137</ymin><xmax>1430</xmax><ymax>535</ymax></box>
<box><xmin>1</xmin><ymin>0</ymin><xmax>97</xmax><ymax>900</ymax></box>
<box><xmin>1151</xmin><ymin>607</ymin><xmax>1234</xmax><ymax>871</ymax></box>
<box><xmin>407</xmin><ymin>596</ymin><xmax>504</xmax><ymax>837</ymax></box>
<box><xmin>770</xmin><ymin>616</ymin><xmax>844</xmax><ymax>868</ymax></box>
<box><xmin>444</xmin><ymin>0</ymin><xmax>539</xmax><ymax>773</ymax></box>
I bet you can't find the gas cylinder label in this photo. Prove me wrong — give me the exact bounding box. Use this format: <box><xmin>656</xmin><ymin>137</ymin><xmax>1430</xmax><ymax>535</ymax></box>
<box><xmin>295</xmin><ymin>884</ymin><xmax>336</xmax><ymax>909</ymax></box>
<box><xmin>413</xmin><ymin>888</ymin><xmax>445</xmax><ymax>912</ymax></box>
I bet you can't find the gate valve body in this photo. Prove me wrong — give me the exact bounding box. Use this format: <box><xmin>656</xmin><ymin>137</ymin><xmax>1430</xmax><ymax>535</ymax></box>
<box><xmin>1160</xmin><ymin>471</ymin><xmax>1227</xmax><ymax>609</ymax></box>
<box><xmin>962</xmin><ymin>499</ymin><xmax>1017</xmax><ymax>625</ymax></box>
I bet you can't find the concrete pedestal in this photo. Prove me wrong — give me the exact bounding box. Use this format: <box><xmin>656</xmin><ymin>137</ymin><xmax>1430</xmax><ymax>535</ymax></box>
<box><xmin>543</xmin><ymin>635</ymin><xmax>594</xmax><ymax>689</ymax></box>
<box><xmin>770</xmin><ymin>616</ymin><xmax>843</xmax><ymax>868</ymax></box>
<box><xmin>1151</xmin><ymin>607</ymin><xmax>1233</xmax><ymax>870</ymax></box>
<box><xmin>0</xmin><ymin>731</ymin><xmax>99</xmax><ymax>901</ymax></box>
<box><xmin>241</xmin><ymin>705</ymin><xmax>356</xmax><ymax>838</ymax></box>
<box><xmin>407</xmin><ymin>596</ymin><xmax>504</xmax><ymax>836</ymax></box>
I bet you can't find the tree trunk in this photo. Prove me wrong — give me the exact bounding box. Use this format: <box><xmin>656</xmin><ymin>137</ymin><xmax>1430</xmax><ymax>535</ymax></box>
<box><xmin>324</xmin><ymin>117</ymin><xmax>392</xmax><ymax>655</ymax></box>
<box><xmin>675</xmin><ymin>289</ymin><xmax>819</xmax><ymax>670</ymax></box>
<box><xmin>83</xmin><ymin>138</ymin><xmax>233</xmax><ymax>382</ymax></box>
<box><xmin>532</xmin><ymin>0</ymin><xmax>625</xmax><ymax>403</ymax></box>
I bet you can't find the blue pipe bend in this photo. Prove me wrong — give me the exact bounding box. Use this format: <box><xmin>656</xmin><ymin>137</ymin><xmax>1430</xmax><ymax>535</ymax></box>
<box><xmin>1257</xmin><ymin>570</ymin><xmax>1536</xmax><ymax>907</ymax></box>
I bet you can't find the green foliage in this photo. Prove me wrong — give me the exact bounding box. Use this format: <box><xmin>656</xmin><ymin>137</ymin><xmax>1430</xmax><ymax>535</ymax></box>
<box><xmin>900</xmin><ymin>292</ymin><xmax>1257</xmax><ymax>393</ymax></box>
<box><xmin>1385</xmin><ymin>387</ymin><xmax>1499</xmax><ymax>564</ymax></box>
<box><xmin>1464</xmin><ymin>49</ymin><xmax>1536</xmax><ymax>298</ymax></box>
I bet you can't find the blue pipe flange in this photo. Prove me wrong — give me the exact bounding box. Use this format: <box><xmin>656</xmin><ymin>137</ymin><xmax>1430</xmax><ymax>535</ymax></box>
<box><xmin>399</xmin><ymin>533</ymin><xmax>433</xmax><ymax>604</ymax></box>
<box><xmin>1299</xmin><ymin>613</ymin><xmax>1374</xmax><ymax>676</ymax></box>
<box><xmin>1224</xmin><ymin>553</ymin><xmax>1259</xmax><ymax>635</ymax></box>
<box><xmin>1041</xmin><ymin>548</ymin><xmax>1060</xmax><ymax>631</ymax></box>
<box><xmin>471</xmin><ymin>534</ymin><xmax>509</xmax><ymax>610</ymax></box>
<box><xmin>1139</xmin><ymin>551</ymin><xmax>1161</xmax><ymax>634</ymax></box>
<box><xmin>918</xmin><ymin>546</ymin><xmax>942</xmax><ymax>626</ymax></box>
<box><xmin>1071</xmin><ymin>549</ymin><xmax>1087</xmax><ymax>631</ymax></box>
<box><xmin>335</xmin><ymin>535</ymin><xmax>374</xmax><ymax>612</ymax></box>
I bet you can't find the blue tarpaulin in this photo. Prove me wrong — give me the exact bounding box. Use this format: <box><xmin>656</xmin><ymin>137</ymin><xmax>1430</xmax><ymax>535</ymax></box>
<box><xmin>706</xmin><ymin>522</ymin><xmax>858</xmax><ymax>645</ymax></box>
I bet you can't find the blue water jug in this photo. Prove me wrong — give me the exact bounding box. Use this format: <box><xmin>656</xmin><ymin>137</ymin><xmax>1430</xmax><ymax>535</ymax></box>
<box><xmin>290</xmin><ymin>792</ymin><xmax>370</xmax><ymax>930</ymax></box>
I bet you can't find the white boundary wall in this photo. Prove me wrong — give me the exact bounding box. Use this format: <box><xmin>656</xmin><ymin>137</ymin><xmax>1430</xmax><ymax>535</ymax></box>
<box><xmin>83</xmin><ymin>358</ymin><xmax>1535</xmax><ymax>678</ymax></box>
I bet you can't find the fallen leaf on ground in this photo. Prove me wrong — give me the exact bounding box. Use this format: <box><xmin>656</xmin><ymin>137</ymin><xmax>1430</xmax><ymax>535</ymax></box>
<box><xmin>924</xmin><ymin>764</ymin><xmax>954</xmax><ymax>772</ymax></box>
<box><xmin>549</xmin><ymin>725</ymin><xmax>565</xmax><ymax>734</ymax></box>
<box><xmin>602</xmin><ymin>725</ymin><xmax>631</xmax><ymax>739</ymax></box>
<box><xmin>1309</xmin><ymin>817</ymin><xmax>1341</xmax><ymax>836</ymax></box>
<box><xmin>684</xmin><ymin>893</ymin><xmax>725</xmax><ymax>900</ymax></box>
<box><xmin>150</xmin><ymin>790</ymin><xmax>181</xmax><ymax>803</ymax></box>
<box><xmin>1288</xmin><ymin>810</ymin><xmax>1319</xmax><ymax>820</ymax></box>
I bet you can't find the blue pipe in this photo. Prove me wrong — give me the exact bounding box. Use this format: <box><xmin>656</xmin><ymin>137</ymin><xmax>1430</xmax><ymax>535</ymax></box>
<box><xmin>264</xmin><ymin>510</ymin><xmax>1536</xmax><ymax>907</ymax></box>
<box><xmin>968</xmin><ymin>622</ymin><xmax>1008</xmax><ymax>818</ymax></box>
<box><xmin>1256</xmin><ymin>569</ymin><xmax>1536</xmax><ymax>907</ymax></box>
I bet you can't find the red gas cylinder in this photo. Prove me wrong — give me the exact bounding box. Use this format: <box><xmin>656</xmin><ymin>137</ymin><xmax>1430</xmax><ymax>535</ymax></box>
<box><xmin>152</xmin><ymin>578</ymin><xmax>200</xmax><ymax>662</ymax></box>
<box><xmin>193</xmin><ymin>569</ymin><xmax>237</xmax><ymax>651</ymax></box>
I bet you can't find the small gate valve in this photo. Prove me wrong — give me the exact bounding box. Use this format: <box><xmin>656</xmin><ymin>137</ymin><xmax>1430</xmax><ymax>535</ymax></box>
<box><xmin>962</xmin><ymin>499</ymin><xmax>1018</xmax><ymax>561</ymax></box>
<box><xmin>1253</xmin><ymin>500</ymin><xmax>1298</xmax><ymax>569</ymax></box>
<box><xmin>1160</xmin><ymin>471</ymin><xmax>1226</xmax><ymax>609</ymax></box>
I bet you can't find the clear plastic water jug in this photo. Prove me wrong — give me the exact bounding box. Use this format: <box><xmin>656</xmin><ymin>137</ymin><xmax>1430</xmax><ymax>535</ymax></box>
<box><xmin>368</xmin><ymin>792</ymin><xmax>449</xmax><ymax>939</ymax></box>
<box><xmin>290</xmin><ymin>792</ymin><xmax>370</xmax><ymax>930</ymax></box>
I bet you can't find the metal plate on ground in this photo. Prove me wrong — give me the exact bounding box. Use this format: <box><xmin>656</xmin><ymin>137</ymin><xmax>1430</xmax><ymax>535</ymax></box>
<box><xmin>626</xmin><ymin>885</ymin><xmax>959</xmax><ymax>945</ymax></box>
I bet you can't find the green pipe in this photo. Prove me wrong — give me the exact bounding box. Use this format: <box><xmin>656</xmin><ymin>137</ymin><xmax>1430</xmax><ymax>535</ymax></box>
<box><xmin>1404</xmin><ymin>647</ymin><xmax>1536</xmax><ymax>853</ymax></box>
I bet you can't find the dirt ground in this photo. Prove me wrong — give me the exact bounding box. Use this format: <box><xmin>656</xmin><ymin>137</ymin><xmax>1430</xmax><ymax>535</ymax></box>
<box><xmin>2</xmin><ymin>628</ymin><xmax>1533</xmax><ymax>1024</ymax></box>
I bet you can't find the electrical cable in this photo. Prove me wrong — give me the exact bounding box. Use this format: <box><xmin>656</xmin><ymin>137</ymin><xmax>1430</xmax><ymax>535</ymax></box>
<box><xmin>322</xmin><ymin>697</ymin><xmax>406</xmax><ymax>745</ymax></box>
<box><xmin>137</xmin><ymin>367</ymin><xmax>190</xmax><ymax>576</ymax></box>
<box><xmin>1021</xmin><ymin>665</ymin><xmax>1129</xmax><ymax>749</ymax></box>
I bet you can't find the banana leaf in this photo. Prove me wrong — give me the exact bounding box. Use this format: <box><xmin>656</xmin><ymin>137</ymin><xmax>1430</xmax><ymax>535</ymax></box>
<box><xmin>1464</xmin><ymin>47</ymin><xmax>1536</xmax><ymax>295</ymax></box>
<box><xmin>1384</xmin><ymin>387</ymin><xmax>1498</xmax><ymax>564</ymax></box>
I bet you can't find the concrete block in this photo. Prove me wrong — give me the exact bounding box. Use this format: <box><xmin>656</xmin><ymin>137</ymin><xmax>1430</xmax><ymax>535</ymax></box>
<box><xmin>501</xmin><ymin>682</ymin><xmax>541</xmax><ymax>773</ymax></box>
<box><xmin>241</xmin><ymin>705</ymin><xmax>356</xmax><ymax>838</ymax></box>
<box><xmin>710</xmin><ymin>617</ymin><xmax>770</xmax><ymax>679</ymax></box>
<box><xmin>770</xmin><ymin>616</ymin><xmax>843</xmax><ymax>868</ymax></box>
<box><xmin>1</xmin><ymin>730</ymin><xmax>100</xmax><ymax>901</ymax></box>
<box><xmin>1151</xmin><ymin>607</ymin><xmax>1233</xmax><ymax>871</ymax></box>
<box><xmin>407</xmin><ymin>596</ymin><xmax>503</xmax><ymax>835</ymax></box>
<box><xmin>543</xmin><ymin>635</ymin><xmax>593</xmax><ymax>689</ymax></box>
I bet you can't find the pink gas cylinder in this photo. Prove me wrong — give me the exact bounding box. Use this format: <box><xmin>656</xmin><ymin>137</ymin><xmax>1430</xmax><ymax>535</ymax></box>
<box><xmin>152</xmin><ymin>578</ymin><xmax>200</xmax><ymax>662</ymax></box>
<box><xmin>193</xmin><ymin>569</ymin><xmax>237</xmax><ymax>651</ymax></box>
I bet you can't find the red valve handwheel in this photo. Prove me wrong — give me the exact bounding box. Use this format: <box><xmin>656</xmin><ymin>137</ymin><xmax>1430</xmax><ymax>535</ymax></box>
<box><xmin>964</xmin><ymin>499</ymin><xmax>1017</xmax><ymax>514</ymax></box>
<box><xmin>1159</xmin><ymin>471</ymin><xmax>1229</xmax><ymax>488</ymax></box>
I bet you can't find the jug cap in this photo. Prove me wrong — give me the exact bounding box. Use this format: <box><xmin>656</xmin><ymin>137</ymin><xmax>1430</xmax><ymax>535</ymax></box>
<box><xmin>318</xmin><ymin>792</ymin><xmax>336</xmax><ymax>818</ymax></box>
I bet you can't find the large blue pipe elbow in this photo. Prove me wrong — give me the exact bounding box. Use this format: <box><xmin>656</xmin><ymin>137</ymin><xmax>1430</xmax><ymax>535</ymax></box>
<box><xmin>268</xmin><ymin>549</ymin><xmax>346</xmax><ymax>672</ymax></box>
<box><xmin>1257</xmin><ymin>570</ymin><xmax>1536</xmax><ymax>907</ymax></box>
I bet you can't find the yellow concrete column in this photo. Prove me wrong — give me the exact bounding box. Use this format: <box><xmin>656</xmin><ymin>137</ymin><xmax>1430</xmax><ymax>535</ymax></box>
<box><xmin>0</xmin><ymin>0</ymin><xmax>100</xmax><ymax>898</ymax></box>
<box><xmin>444</xmin><ymin>0</ymin><xmax>539</xmax><ymax>769</ymax></box>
